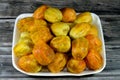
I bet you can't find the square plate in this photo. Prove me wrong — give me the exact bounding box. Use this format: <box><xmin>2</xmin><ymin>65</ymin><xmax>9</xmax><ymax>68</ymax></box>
<box><xmin>12</xmin><ymin>13</ymin><xmax>106</xmax><ymax>76</ymax></box>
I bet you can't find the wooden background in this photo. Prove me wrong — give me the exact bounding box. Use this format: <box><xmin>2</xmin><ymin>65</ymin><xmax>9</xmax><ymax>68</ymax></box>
<box><xmin>0</xmin><ymin>0</ymin><xmax>120</xmax><ymax>80</ymax></box>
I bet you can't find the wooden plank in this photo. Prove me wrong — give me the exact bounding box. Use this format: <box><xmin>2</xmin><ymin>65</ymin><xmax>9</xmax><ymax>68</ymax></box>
<box><xmin>0</xmin><ymin>49</ymin><xmax>120</xmax><ymax>77</ymax></box>
<box><xmin>101</xmin><ymin>15</ymin><xmax>120</xmax><ymax>45</ymax></box>
<box><xmin>0</xmin><ymin>0</ymin><xmax>120</xmax><ymax>79</ymax></box>
<box><xmin>0</xmin><ymin>50</ymin><xmax>119</xmax><ymax>75</ymax></box>
<box><xmin>0</xmin><ymin>14</ymin><xmax>120</xmax><ymax>79</ymax></box>
<box><xmin>0</xmin><ymin>15</ymin><xmax>120</xmax><ymax>45</ymax></box>
<box><xmin>0</xmin><ymin>19</ymin><xmax>14</xmax><ymax>48</ymax></box>
<box><xmin>0</xmin><ymin>49</ymin><xmax>120</xmax><ymax>70</ymax></box>
<box><xmin>0</xmin><ymin>0</ymin><xmax>120</xmax><ymax>18</ymax></box>
<box><xmin>0</xmin><ymin>77</ymin><xmax>120</xmax><ymax>80</ymax></box>
<box><xmin>0</xmin><ymin>15</ymin><xmax>120</xmax><ymax>55</ymax></box>
<box><xmin>0</xmin><ymin>54</ymin><xmax>120</xmax><ymax>79</ymax></box>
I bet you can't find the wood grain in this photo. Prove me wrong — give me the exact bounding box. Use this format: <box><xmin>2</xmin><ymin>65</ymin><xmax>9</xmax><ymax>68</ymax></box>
<box><xmin>0</xmin><ymin>15</ymin><xmax>120</xmax><ymax>79</ymax></box>
<box><xmin>0</xmin><ymin>0</ymin><xmax>120</xmax><ymax>79</ymax></box>
<box><xmin>0</xmin><ymin>15</ymin><xmax>120</xmax><ymax>46</ymax></box>
<box><xmin>0</xmin><ymin>0</ymin><xmax>120</xmax><ymax>18</ymax></box>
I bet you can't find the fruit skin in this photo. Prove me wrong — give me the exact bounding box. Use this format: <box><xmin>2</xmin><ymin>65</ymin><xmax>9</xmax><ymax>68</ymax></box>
<box><xmin>85</xmin><ymin>49</ymin><xmax>103</xmax><ymax>70</ymax></box>
<box><xmin>44</xmin><ymin>7</ymin><xmax>63</xmax><ymax>23</ymax></box>
<box><xmin>72</xmin><ymin>37</ymin><xmax>89</xmax><ymax>60</ymax></box>
<box><xmin>14</xmin><ymin>32</ymin><xmax>33</xmax><ymax>57</ymax></box>
<box><xmin>30</xmin><ymin>26</ymin><xmax>53</xmax><ymax>44</ymax></box>
<box><xmin>66</xmin><ymin>22</ymin><xmax>75</xmax><ymax>29</ymax></box>
<box><xmin>50</xmin><ymin>36</ymin><xmax>71</xmax><ymax>53</ymax></box>
<box><xmin>18</xmin><ymin>54</ymin><xmax>42</xmax><ymax>73</ymax></box>
<box><xmin>70</xmin><ymin>22</ymin><xmax>91</xmax><ymax>39</ymax></box>
<box><xmin>67</xmin><ymin>58</ymin><xmax>86</xmax><ymax>73</ymax></box>
<box><xmin>33</xmin><ymin>40</ymin><xmax>55</xmax><ymax>66</ymax></box>
<box><xmin>28</xmin><ymin>19</ymin><xmax>47</xmax><ymax>33</ymax></box>
<box><xmin>17</xmin><ymin>17</ymin><xmax>34</xmax><ymax>32</ymax></box>
<box><xmin>85</xmin><ymin>35</ymin><xmax>102</xmax><ymax>52</ymax></box>
<box><xmin>17</xmin><ymin>17</ymin><xmax>47</xmax><ymax>33</ymax></box>
<box><xmin>18</xmin><ymin>17</ymin><xmax>53</xmax><ymax>43</ymax></box>
<box><xmin>14</xmin><ymin>43</ymin><xmax>32</xmax><ymax>57</ymax></box>
<box><xmin>51</xmin><ymin>22</ymin><xmax>70</xmax><ymax>36</ymax></box>
<box><xmin>48</xmin><ymin>53</ymin><xmax>67</xmax><ymax>73</ymax></box>
<box><xmin>74</xmin><ymin>12</ymin><xmax>92</xmax><ymax>24</ymax></box>
<box><xmin>33</xmin><ymin>5</ymin><xmax>48</xmax><ymax>19</ymax></box>
<box><xmin>61</xmin><ymin>8</ymin><xmax>76</xmax><ymax>22</ymax></box>
<box><xmin>87</xmin><ymin>24</ymin><xmax>98</xmax><ymax>37</ymax></box>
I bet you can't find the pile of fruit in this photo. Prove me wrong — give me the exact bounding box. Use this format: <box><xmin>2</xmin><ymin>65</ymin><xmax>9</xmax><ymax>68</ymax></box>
<box><xmin>13</xmin><ymin>5</ymin><xmax>103</xmax><ymax>73</ymax></box>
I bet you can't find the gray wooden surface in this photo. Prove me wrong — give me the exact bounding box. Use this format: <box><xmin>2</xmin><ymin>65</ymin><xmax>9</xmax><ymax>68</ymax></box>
<box><xmin>0</xmin><ymin>0</ymin><xmax>120</xmax><ymax>80</ymax></box>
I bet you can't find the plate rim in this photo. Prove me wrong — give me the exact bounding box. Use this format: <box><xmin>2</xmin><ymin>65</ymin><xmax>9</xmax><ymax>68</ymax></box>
<box><xmin>12</xmin><ymin>13</ymin><xmax>106</xmax><ymax>76</ymax></box>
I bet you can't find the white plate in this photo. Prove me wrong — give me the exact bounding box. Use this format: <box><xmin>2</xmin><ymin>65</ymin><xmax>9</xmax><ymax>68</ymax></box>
<box><xmin>12</xmin><ymin>13</ymin><xmax>106</xmax><ymax>76</ymax></box>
